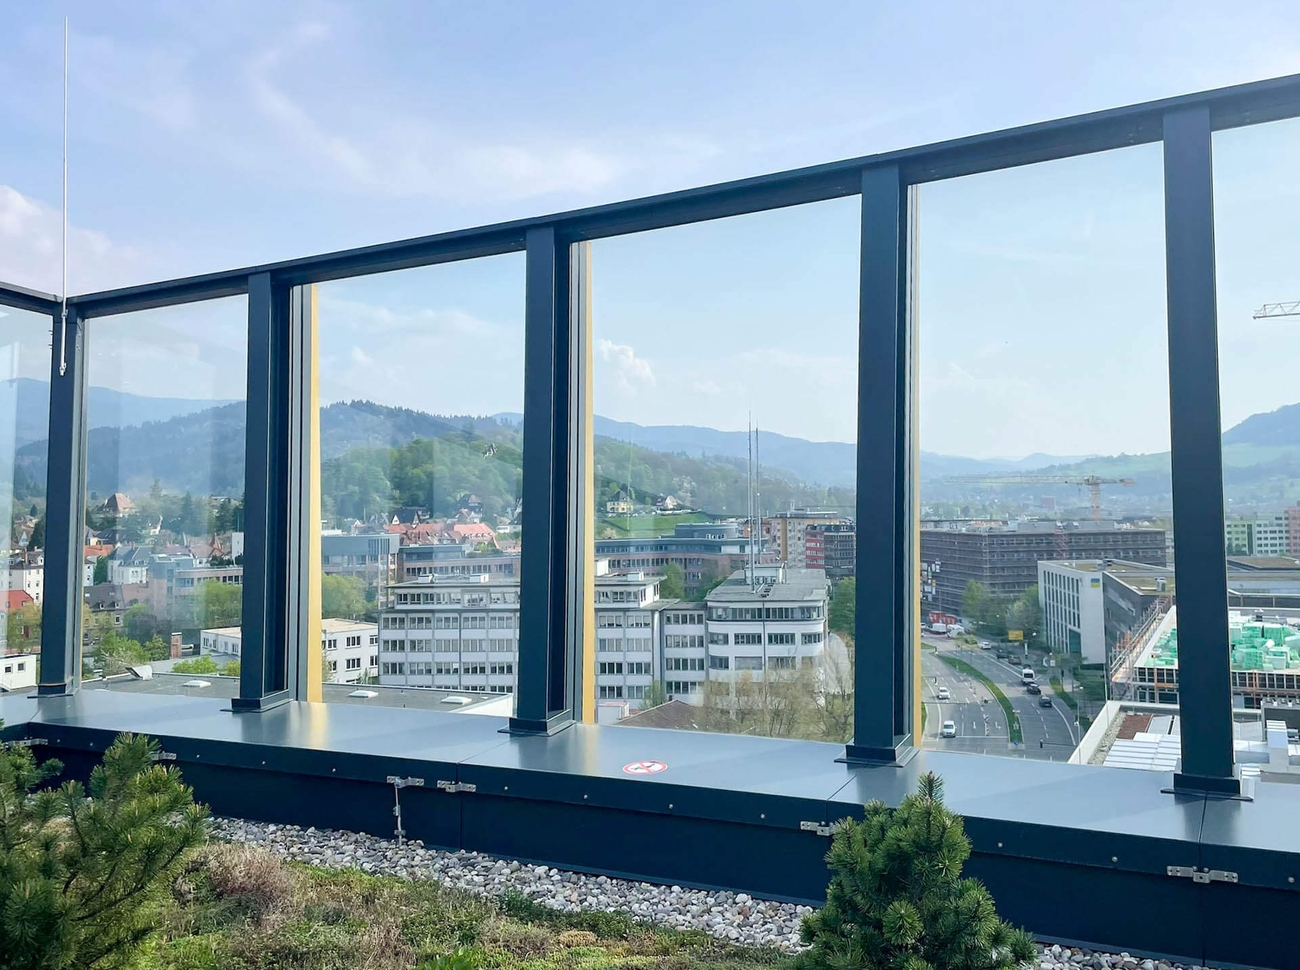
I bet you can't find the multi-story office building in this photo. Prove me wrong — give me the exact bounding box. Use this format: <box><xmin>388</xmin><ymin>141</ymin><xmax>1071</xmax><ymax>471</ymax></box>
<box><xmin>1225</xmin><ymin>514</ymin><xmax>1291</xmax><ymax>557</ymax></box>
<box><xmin>321</xmin><ymin>532</ymin><xmax>401</xmax><ymax>604</ymax></box>
<box><xmin>806</xmin><ymin>523</ymin><xmax>856</xmax><ymax>580</ymax></box>
<box><xmin>1037</xmin><ymin>561</ymin><xmax>1107</xmax><ymax>663</ymax></box>
<box><xmin>764</xmin><ymin>511</ymin><xmax>841</xmax><ymax>568</ymax></box>
<box><xmin>704</xmin><ymin>565</ymin><xmax>831</xmax><ymax>692</ymax></box>
<box><xmin>921</xmin><ymin>520</ymin><xmax>1167</xmax><ymax>614</ymax></box>
<box><xmin>201</xmin><ymin>618</ymin><xmax>379</xmax><ymax>684</ymax></box>
<box><xmin>376</xmin><ymin>562</ymin><xmax>830</xmax><ymax>710</ymax></box>
<box><xmin>594</xmin><ymin>521</ymin><xmax>753</xmax><ymax>598</ymax></box>
<box><xmin>396</xmin><ymin>544</ymin><xmax>518</xmax><ymax>584</ymax></box>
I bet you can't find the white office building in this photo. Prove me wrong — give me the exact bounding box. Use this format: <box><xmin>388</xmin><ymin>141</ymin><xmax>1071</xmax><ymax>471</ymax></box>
<box><xmin>1038</xmin><ymin>560</ymin><xmax>1107</xmax><ymax>664</ymax></box>
<box><xmin>704</xmin><ymin>565</ymin><xmax>831</xmax><ymax>692</ymax></box>
<box><xmin>201</xmin><ymin>618</ymin><xmax>379</xmax><ymax>684</ymax></box>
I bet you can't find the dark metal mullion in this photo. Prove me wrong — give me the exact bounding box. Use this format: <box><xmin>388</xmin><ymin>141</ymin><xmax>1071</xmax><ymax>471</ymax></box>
<box><xmin>235</xmin><ymin>273</ymin><xmax>291</xmax><ymax>710</ymax></box>
<box><xmin>37</xmin><ymin>306</ymin><xmax>87</xmax><ymax>695</ymax></box>
<box><xmin>846</xmin><ymin>165</ymin><xmax>907</xmax><ymax>763</ymax></box>
<box><xmin>511</xmin><ymin>226</ymin><xmax>576</xmax><ymax>733</ymax></box>
<box><xmin>1162</xmin><ymin>107</ymin><xmax>1238</xmax><ymax>794</ymax></box>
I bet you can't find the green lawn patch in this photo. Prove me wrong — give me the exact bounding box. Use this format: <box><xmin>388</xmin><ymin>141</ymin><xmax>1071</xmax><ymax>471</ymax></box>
<box><xmin>135</xmin><ymin>843</ymin><xmax>792</xmax><ymax>970</ymax></box>
<box><xmin>1048</xmin><ymin>676</ymin><xmax>1079</xmax><ymax>713</ymax></box>
<box><xmin>939</xmin><ymin>655</ymin><xmax>1022</xmax><ymax>745</ymax></box>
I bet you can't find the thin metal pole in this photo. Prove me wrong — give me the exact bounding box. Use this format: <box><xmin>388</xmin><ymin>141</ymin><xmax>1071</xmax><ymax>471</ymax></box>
<box><xmin>59</xmin><ymin>17</ymin><xmax>68</xmax><ymax>377</ymax></box>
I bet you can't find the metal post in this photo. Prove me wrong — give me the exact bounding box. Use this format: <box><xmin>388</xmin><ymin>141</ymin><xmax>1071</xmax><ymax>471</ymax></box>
<box><xmin>1162</xmin><ymin>107</ymin><xmax>1238</xmax><ymax>795</ymax></box>
<box><xmin>37</xmin><ymin>304</ymin><xmax>86</xmax><ymax>695</ymax></box>
<box><xmin>234</xmin><ymin>273</ymin><xmax>296</xmax><ymax>710</ymax></box>
<box><xmin>845</xmin><ymin>164</ymin><xmax>913</xmax><ymax>764</ymax></box>
<box><xmin>509</xmin><ymin>227</ymin><xmax>579</xmax><ymax>734</ymax></box>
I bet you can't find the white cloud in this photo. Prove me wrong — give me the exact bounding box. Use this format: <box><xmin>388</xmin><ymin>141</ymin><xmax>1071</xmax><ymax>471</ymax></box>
<box><xmin>242</xmin><ymin>27</ymin><xmax>625</xmax><ymax>202</ymax></box>
<box><xmin>0</xmin><ymin>185</ymin><xmax>144</xmax><ymax>294</ymax></box>
<box><xmin>598</xmin><ymin>339</ymin><xmax>655</xmax><ymax>395</ymax></box>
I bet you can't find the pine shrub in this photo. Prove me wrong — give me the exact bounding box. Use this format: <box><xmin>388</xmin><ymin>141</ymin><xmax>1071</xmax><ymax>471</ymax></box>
<box><xmin>796</xmin><ymin>772</ymin><xmax>1036</xmax><ymax>970</ymax></box>
<box><xmin>0</xmin><ymin>726</ymin><xmax>209</xmax><ymax>970</ymax></box>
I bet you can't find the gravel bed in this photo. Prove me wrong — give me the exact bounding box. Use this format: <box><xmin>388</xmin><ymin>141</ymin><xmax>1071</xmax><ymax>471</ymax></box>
<box><xmin>208</xmin><ymin>818</ymin><xmax>1232</xmax><ymax>967</ymax></box>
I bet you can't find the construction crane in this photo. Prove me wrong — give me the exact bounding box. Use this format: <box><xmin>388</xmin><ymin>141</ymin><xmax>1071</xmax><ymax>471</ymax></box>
<box><xmin>944</xmin><ymin>474</ymin><xmax>1135</xmax><ymax>521</ymax></box>
<box><xmin>1253</xmin><ymin>301</ymin><xmax>1300</xmax><ymax>319</ymax></box>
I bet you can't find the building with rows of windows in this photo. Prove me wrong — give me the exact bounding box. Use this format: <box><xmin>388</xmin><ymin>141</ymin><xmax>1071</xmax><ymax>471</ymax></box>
<box><xmin>376</xmin><ymin>560</ymin><xmax>831</xmax><ymax>711</ymax></box>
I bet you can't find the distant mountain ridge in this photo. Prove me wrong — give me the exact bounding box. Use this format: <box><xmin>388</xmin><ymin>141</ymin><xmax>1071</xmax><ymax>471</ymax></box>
<box><xmin>7</xmin><ymin>384</ymin><xmax>1300</xmax><ymax>508</ymax></box>
<box><xmin>1</xmin><ymin>377</ymin><xmax>236</xmax><ymax>448</ymax></box>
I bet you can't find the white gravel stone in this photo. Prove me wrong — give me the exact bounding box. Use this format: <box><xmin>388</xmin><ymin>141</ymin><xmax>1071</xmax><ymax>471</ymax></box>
<box><xmin>207</xmin><ymin>817</ymin><xmax>1234</xmax><ymax>965</ymax></box>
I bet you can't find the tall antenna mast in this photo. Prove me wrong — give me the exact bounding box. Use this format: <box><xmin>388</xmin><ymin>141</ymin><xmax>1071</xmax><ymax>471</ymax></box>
<box><xmin>754</xmin><ymin>422</ymin><xmax>760</xmax><ymax>567</ymax></box>
<box><xmin>747</xmin><ymin>415</ymin><xmax>754</xmax><ymax>587</ymax></box>
<box><xmin>58</xmin><ymin>17</ymin><xmax>69</xmax><ymax>377</ymax></box>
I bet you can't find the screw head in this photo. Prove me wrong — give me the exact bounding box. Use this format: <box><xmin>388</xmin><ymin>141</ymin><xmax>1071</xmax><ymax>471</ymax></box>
<box><xmin>1111</xmin><ymin>856</ymin><xmax>1118</xmax><ymax>863</ymax></box>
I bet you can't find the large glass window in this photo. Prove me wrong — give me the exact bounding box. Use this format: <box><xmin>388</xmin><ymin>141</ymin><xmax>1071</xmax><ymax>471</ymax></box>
<box><xmin>1212</xmin><ymin>116</ymin><xmax>1300</xmax><ymax>787</ymax></box>
<box><xmin>81</xmin><ymin>298</ymin><xmax>248</xmax><ymax>695</ymax></box>
<box><xmin>917</xmin><ymin>145</ymin><xmax>1177</xmax><ymax>766</ymax></box>
<box><xmin>588</xmin><ymin>199</ymin><xmax>859</xmax><ymax>739</ymax></box>
<box><xmin>315</xmin><ymin>254</ymin><xmax>525</xmax><ymax>714</ymax></box>
<box><xmin>0</xmin><ymin>305</ymin><xmax>51</xmax><ymax>680</ymax></box>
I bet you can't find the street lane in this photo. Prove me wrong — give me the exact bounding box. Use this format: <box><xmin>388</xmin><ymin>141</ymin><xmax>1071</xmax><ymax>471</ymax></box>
<box><xmin>920</xmin><ymin>637</ymin><xmax>1080</xmax><ymax>761</ymax></box>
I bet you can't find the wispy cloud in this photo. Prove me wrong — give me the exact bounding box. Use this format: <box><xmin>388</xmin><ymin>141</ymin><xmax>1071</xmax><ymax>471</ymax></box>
<box><xmin>0</xmin><ymin>185</ymin><xmax>144</xmax><ymax>294</ymax></box>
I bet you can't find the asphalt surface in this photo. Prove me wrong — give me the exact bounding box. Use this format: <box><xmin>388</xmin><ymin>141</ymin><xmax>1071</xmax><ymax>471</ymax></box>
<box><xmin>921</xmin><ymin>638</ymin><xmax>1080</xmax><ymax>761</ymax></box>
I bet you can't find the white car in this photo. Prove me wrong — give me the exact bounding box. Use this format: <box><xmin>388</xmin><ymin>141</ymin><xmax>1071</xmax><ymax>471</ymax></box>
<box><xmin>940</xmin><ymin>720</ymin><xmax>958</xmax><ymax>738</ymax></box>
<box><xmin>936</xmin><ymin>686</ymin><xmax>951</xmax><ymax>701</ymax></box>
<box><xmin>978</xmin><ymin>640</ymin><xmax>991</xmax><ymax>649</ymax></box>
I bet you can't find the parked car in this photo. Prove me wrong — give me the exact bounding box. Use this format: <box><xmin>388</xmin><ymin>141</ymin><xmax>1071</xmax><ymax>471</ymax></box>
<box><xmin>1038</xmin><ymin>695</ymin><xmax>1054</xmax><ymax>708</ymax></box>
<box><xmin>940</xmin><ymin>720</ymin><xmax>957</xmax><ymax>738</ymax></box>
<box><xmin>936</xmin><ymin>686</ymin><xmax>951</xmax><ymax>701</ymax></box>
<box><xmin>1025</xmin><ymin>683</ymin><xmax>1042</xmax><ymax>695</ymax></box>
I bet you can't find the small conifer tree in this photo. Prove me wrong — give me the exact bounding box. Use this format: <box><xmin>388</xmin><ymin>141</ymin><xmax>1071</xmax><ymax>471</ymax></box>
<box><xmin>796</xmin><ymin>772</ymin><xmax>1036</xmax><ymax>970</ymax></box>
<box><xmin>0</xmin><ymin>725</ymin><xmax>209</xmax><ymax>970</ymax></box>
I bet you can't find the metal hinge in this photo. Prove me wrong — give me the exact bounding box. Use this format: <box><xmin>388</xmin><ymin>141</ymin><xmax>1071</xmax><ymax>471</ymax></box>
<box><xmin>1167</xmin><ymin>865</ymin><xmax>1239</xmax><ymax>884</ymax></box>
<box><xmin>387</xmin><ymin>776</ymin><xmax>426</xmax><ymax>846</ymax></box>
<box><xmin>2</xmin><ymin>737</ymin><xmax>47</xmax><ymax>750</ymax></box>
<box><xmin>436</xmin><ymin>780</ymin><xmax>476</xmax><ymax>793</ymax></box>
<box><xmin>800</xmin><ymin>820</ymin><xmax>834</xmax><ymax>837</ymax></box>
<box><xmin>387</xmin><ymin>775</ymin><xmax>425</xmax><ymax>789</ymax></box>
<box><xmin>151</xmin><ymin>750</ymin><xmax>177</xmax><ymax>762</ymax></box>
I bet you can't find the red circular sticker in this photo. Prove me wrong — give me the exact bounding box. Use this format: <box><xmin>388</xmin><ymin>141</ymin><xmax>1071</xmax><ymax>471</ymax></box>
<box><xmin>622</xmin><ymin>760</ymin><xmax>668</xmax><ymax>775</ymax></box>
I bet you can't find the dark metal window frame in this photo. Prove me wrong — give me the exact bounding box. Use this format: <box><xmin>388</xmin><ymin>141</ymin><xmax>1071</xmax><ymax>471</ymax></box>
<box><xmin>7</xmin><ymin>72</ymin><xmax>1300</xmax><ymax>791</ymax></box>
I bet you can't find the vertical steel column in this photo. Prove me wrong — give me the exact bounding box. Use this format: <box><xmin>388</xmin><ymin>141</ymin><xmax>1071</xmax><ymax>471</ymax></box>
<box><xmin>510</xmin><ymin>226</ymin><xmax>580</xmax><ymax>734</ymax></box>
<box><xmin>846</xmin><ymin>164</ymin><xmax>912</xmax><ymax>763</ymax></box>
<box><xmin>234</xmin><ymin>273</ymin><xmax>295</xmax><ymax>710</ymax></box>
<box><xmin>1162</xmin><ymin>107</ymin><xmax>1238</xmax><ymax>794</ymax></box>
<box><xmin>37</xmin><ymin>305</ymin><xmax>87</xmax><ymax>695</ymax></box>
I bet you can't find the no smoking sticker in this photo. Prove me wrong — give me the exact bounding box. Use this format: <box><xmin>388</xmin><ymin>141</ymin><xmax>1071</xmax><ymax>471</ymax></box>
<box><xmin>622</xmin><ymin>760</ymin><xmax>668</xmax><ymax>775</ymax></box>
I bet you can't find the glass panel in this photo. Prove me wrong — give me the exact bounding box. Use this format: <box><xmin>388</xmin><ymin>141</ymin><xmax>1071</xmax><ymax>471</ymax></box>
<box><xmin>0</xmin><ymin>304</ymin><xmax>50</xmax><ymax>685</ymax></box>
<box><xmin>80</xmin><ymin>298</ymin><xmax>248</xmax><ymax>699</ymax></box>
<box><xmin>587</xmin><ymin>199</ymin><xmax>858</xmax><ymax>739</ymax></box>
<box><xmin>1212</xmin><ymin>116</ymin><xmax>1300</xmax><ymax>787</ymax></box>
<box><xmin>316</xmin><ymin>254</ymin><xmax>525</xmax><ymax>714</ymax></box>
<box><xmin>917</xmin><ymin>144</ymin><xmax>1175</xmax><ymax>765</ymax></box>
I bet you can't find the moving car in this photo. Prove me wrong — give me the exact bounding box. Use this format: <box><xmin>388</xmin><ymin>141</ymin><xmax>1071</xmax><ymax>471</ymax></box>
<box><xmin>1038</xmin><ymin>695</ymin><xmax>1054</xmax><ymax>708</ymax></box>
<box><xmin>1021</xmin><ymin>667</ymin><xmax>1037</xmax><ymax>684</ymax></box>
<box><xmin>978</xmin><ymin>640</ymin><xmax>991</xmax><ymax>649</ymax></box>
<box><xmin>940</xmin><ymin>720</ymin><xmax>957</xmax><ymax>738</ymax></box>
<box><xmin>936</xmin><ymin>686</ymin><xmax>951</xmax><ymax>701</ymax></box>
<box><xmin>1025</xmin><ymin>682</ymin><xmax>1042</xmax><ymax>695</ymax></box>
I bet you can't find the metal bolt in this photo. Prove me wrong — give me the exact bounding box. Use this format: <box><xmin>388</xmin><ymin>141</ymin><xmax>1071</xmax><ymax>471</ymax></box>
<box><xmin>503</xmin><ymin>785</ymin><xmax>509</xmax><ymax>792</ymax></box>
<box><xmin>668</xmin><ymin>803</ymin><xmax>674</xmax><ymax>809</ymax></box>
<box><xmin>1111</xmin><ymin>856</ymin><xmax>1118</xmax><ymax>863</ymax></box>
<box><xmin>760</xmin><ymin>813</ymin><xmax>766</xmax><ymax>819</ymax></box>
<box><xmin>997</xmin><ymin>842</ymin><xmax>1003</xmax><ymax>848</ymax></box>
<box><xmin>582</xmin><ymin>794</ymin><xmax>587</xmax><ymax>799</ymax></box>
<box><xmin>1290</xmin><ymin>876</ymin><xmax>1295</xmax><ymax>884</ymax></box>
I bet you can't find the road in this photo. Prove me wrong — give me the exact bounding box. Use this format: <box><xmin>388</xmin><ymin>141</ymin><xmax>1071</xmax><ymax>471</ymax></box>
<box><xmin>920</xmin><ymin>638</ymin><xmax>1080</xmax><ymax>761</ymax></box>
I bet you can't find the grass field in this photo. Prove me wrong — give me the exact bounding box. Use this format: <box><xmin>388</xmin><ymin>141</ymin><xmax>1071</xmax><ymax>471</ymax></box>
<box><xmin>135</xmin><ymin>843</ymin><xmax>791</xmax><ymax>970</ymax></box>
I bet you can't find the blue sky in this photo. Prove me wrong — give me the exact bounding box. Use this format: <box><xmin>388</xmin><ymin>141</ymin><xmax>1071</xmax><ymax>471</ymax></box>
<box><xmin>2</xmin><ymin>2</ymin><xmax>1300</xmax><ymax>458</ymax></box>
